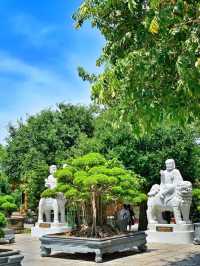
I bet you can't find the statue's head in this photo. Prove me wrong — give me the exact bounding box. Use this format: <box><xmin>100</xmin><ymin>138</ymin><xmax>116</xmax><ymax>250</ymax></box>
<box><xmin>165</xmin><ymin>159</ymin><xmax>175</xmax><ymax>171</ymax></box>
<box><xmin>49</xmin><ymin>165</ymin><xmax>57</xmax><ymax>175</ymax></box>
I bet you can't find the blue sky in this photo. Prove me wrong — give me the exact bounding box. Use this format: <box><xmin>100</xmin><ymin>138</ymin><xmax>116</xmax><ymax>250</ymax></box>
<box><xmin>0</xmin><ymin>0</ymin><xmax>104</xmax><ymax>143</ymax></box>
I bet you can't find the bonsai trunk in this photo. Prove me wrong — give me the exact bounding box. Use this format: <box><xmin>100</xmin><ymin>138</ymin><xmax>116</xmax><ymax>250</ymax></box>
<box><xmin>81</xmin><ymin>202</ymin><xmax>87</xmax><ymax>225</ymax></box>
<box><xmin>97</xmin><ymin>193</ymin><xmax>103</xmax><ymax>226</ymax></box>
<box><xmin>91</xmin><ymin>189</ymin><xmax>97</xmax><ymax>236</ymax></box>
<box><xmin>24</xmin><ymin>191</ymin><xmax>28</xmax><ymax>213</ymax></box>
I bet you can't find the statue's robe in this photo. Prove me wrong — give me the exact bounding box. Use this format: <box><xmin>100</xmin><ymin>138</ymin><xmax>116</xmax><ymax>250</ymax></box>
<box><xmin>45</xmin><ymin>175</ymin><xmax>57</xmax><ymax>189</ymax></box>
<box><xmin>160</xmin><ymin>169</ymin><xmax>183</xmax><ymax>205</ymax></box>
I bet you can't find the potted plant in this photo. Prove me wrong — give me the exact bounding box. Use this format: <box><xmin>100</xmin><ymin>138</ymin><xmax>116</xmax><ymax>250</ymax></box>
<box><xmin>0</xmin><ymin>195</ymin><xmax>17</xmax><ymax>243</ymax></box>
<box><xmin>40</xmin><ymin>153</ymin><xmax>147</xmax><ymax>262</ymax></box>
<box><xmin>0</xmin><ymin>211</ymin><xmax>24</xmax><ymax>265</ymax></box>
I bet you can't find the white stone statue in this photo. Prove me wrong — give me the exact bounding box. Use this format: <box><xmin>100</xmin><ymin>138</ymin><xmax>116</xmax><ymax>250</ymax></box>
<box><xmin>147</xmin><ymin>159</ymin><xmax>192</xmax><ymax>225</ymax></box>
<box><xmin>38</xmin><ymin>165</ymin><xmax>66</xmax><ymax>224</ymax></box>
<box><xmin>44</xmin><ymin>165</ymin><xmax>57</xmax><ymax>189</ymax></box>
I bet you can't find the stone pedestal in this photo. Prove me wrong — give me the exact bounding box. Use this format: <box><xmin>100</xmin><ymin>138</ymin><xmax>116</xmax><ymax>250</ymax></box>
<box><xmin>31</xmin><ymin>222</ymin><xmax>71</xmax><ymax>238</ymax></box>
<box><xmin>7</xmin><ymin>212</ymin><xmax>25</xmax><ymax>234</ymax></box>
<box><xmin>146</xmin><ymin>223</ymin><xmax>194</xmax><ymax>244</ymax></box>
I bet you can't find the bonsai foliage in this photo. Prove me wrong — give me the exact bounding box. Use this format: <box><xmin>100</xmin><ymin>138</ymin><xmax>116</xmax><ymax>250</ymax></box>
<box><xmin>74</xmin><ymin>0</ymin><xmax>200</xmax><ymax>133</ymax></box>
<box><xmin>55</xmin><ymin>152</ymin><xmax>145</xmax><ymax>236</ymax></box>
<box><xmin>0</xmin><ymin>195</ymin><xmax>17</xmax><ymax>217</ymax></box>
<box><xmin>41</xmin><ymin>189</ymin><xmax>57</xmax><ymax>199</ymax></box>
<box><xmin>0</xmin><ymin>212</ymin><xmax>6</xmax><ymax>239</ymax></box>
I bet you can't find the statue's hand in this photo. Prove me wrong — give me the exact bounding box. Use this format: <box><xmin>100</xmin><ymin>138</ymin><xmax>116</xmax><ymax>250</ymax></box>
<box><xmin>44</xmin><ymin>179</ymin><xmax>49</xmax><ymax>188</ymax></box>
<box><xmin>160</xmin><ymin>170</ymin><xmax>165</xmax><ymax>177</ymax></box>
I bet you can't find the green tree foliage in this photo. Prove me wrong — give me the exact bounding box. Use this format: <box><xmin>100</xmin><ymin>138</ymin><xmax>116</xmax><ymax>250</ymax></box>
<box><xmin>4</xmin><ymin>104</ymin><xmax>95</xmax><ymax>208</ymax></box>
<box><xmin>0</xmin><ymin>145</ymin><xmax>9</xmax><ymax>194</ymax></box>
<box><xmin>72</xmin><ymin>111</ymin><xmax>200</xmax><ymax>227</ymax></box>
<box><xmin>52</xmin><ymin>152</ymin><xmax>145</xmax><ymax>236</ymax></box>
<box><xmin>74</xmin><ymin>111</ymin><xmax>200</xmax><ymax>191</ymax></box>
<box><xmin>0</xmin><ymin>195</ymin><xmax>17</xmax><ymax>217</ymax></box>
<box><xmin>192</xmin><ymin>187</ymin><xmax>200</xmax><ymax>222</ymax></box>
<box><xmin>74</xmin><ymin>0</ymin><xmax>200</xmax><ymax>133</ymax></box>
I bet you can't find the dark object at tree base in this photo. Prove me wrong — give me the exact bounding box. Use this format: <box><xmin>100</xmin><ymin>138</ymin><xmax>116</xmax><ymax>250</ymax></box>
<box><xmin>193</xmin><ymin>223</ymin><xmax>200</xmax><ymax>245</ymax></box>
<box><xmin>40</xmin><ymin>231</ymin><xmax>147</xmax><ymax>263</ymax></box>
<box><xmin>0</xmin><ymin>250</ymin><xmax>24</xmax><ymax>265</ymax></box>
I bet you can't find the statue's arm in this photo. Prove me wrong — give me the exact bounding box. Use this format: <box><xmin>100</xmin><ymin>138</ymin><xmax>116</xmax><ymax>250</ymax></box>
<box><xmin>45</xmin><ymin>178</ymin><xmax>51</xmax><ymax>188</ymax></box>
<box><xmin>160</xmin><ymin>170</ymin><xmax>165</xmax><ymax>186</ymax></box>
<box><xmin>148</xmin><ymin>184</ymin><xmax>160</xmax><ymax>196</ymax></box>
<box><xmin>174</xmin><ymin>169</ymin><xmax>183</xmax><ymax>185</ymax></box>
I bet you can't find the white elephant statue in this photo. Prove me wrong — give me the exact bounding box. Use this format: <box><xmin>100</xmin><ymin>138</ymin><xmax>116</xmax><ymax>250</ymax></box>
<box><xmin>147</xmin><ymin>181</ymin><xmax>192</xmax><ymax>225</ymax></box>
<box><xmin>38</xmin><ymin>193</ymin><xmax>66</xmax><ymax>224</ymax></box>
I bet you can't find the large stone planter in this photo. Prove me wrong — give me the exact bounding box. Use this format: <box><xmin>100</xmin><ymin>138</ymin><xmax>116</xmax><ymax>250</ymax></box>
<box><xmin>7</xmin><ymin>213</ymin><xmax>25</xmax><ymax>234</ymax></box>
<box><xmin>40</xmin><ymin>231</ymin><xmax>147</xmax><ymax>263</ymax></box>
<box><xmin>0</xmin><ymin>250</ymin><xmax>24</xmax><ymax>265</ymax></box>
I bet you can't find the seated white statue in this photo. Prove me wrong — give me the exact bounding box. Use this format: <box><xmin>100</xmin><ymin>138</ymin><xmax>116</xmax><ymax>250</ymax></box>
<box><xmin>38</xmin><ymin>165</ymin><xmax>66</xmax><ymax>224</ymax></box>
<box><xmin>45</xmin><ymin>165</ymin><xmax>57</xmax><ymax>189</ymax></box>
<box><xmin>147</xmin><ymin>159</ymin><xmax>192</xmax><ymax>225</ymax></box>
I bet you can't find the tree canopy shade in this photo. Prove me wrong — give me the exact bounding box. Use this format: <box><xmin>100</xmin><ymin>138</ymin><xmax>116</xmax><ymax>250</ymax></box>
<box><xmin>72</xmin><ymin>110</ymin><xmax>200</xmax><ymax>190</ymax></box>
<box><xmin>74</xmin><ymin>0</ymin><xmax>200</xmax><ymax>133</ymax></box>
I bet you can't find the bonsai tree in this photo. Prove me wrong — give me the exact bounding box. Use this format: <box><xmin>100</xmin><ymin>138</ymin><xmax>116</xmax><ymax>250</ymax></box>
<box><xmin>0</xmin><ymin>195</ymin><xmax>17</xmax><ymax>217</ymax></box>
<box><xmin>51</xmin><ymin>152</ymin><xmax>146</xmax><ymax>237</ymax></box>
<box><xmin>0</xmin><ymin>212</ymin><xmax>7</xmax><ymax>238</ymax></box>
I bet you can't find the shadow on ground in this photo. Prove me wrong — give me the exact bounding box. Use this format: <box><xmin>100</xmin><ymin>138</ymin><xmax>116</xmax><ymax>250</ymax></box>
<box><xmin>164</xmin><ymin>253</ymin><xmax>200</xmax><ymax>266</ymax></box>
<box><xmin>51</xmin><ymin>248</ymin><xmax>154</xmax><ymax>263</ymax></box>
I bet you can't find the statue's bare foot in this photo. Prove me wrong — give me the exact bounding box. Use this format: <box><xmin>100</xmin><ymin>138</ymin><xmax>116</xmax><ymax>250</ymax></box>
<box><xmin>176</xmin><ymin>221</ymin><xmax>186</xmax><ymax>225</ymax></box>
<box><xmin>149</xmin><ymin>220</ymin><xmax>158</xmax><ymax>224</ymax></box>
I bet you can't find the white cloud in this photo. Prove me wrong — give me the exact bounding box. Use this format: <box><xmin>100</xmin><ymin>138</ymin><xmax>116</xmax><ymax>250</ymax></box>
<box><xmin>10</xmin><ymin>14</ymin><xmax>57</xmax><ymax>47</ymax></box>
<box><xmin>0</xmin><ymin>52</ymin><xmax>91</xmax><ymax>144</ymax></box>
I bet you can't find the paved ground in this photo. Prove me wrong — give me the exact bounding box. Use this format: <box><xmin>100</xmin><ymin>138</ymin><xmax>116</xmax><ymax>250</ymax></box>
<box><xmin>2</xmin><ymin>234</ymin><xmax>200</xmax><ymax>266</ymax></box>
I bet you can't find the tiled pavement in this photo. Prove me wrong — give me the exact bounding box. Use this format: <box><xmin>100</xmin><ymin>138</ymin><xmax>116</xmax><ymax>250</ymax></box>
<box><xmin>2</xmin><ymin>234</ymin><xmax>200</xmax><ymax>266</ymax></box>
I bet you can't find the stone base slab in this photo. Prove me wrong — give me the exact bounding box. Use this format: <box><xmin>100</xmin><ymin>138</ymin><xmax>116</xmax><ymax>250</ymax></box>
<box><xmin>148</xmin><ymin>223</ymin><xmax>194</xmax><ymax>232</ymax></box>
<box><xmin>31</xmin><ymin>223</ymin><xmax>71</xmax><ymax>238</ymax></box>
<box><xmin>146</xmin><ymin>223</ymin><xmax>194</xmax><ymax>244</ymax></box>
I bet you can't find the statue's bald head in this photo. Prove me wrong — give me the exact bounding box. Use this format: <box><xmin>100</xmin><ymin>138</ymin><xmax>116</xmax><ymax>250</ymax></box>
<box><xmin>165</xmin><ymin>159</ymin><xmax>175</xmax><ymax>171</ymax></box>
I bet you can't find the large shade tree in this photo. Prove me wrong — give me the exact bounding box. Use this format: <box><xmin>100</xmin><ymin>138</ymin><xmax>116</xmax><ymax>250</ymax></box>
<box><xmin>3</xmin><ymin>104</ymin><xmax>95</xmax><ymax>208</ymax></box>
<box><xmin>0</xmin><ymin>145</ymin><xmax>9</xmax><ymax>194</ymax></box>
<box><xmin>71</xmin><ymin>110</ymin><xmax>200</xmax><ymax>228</ymax></box>
<box><xmin>74</xmin><ymin>0</ymin><xmax>200</xmax><ymax>133</ymax></box>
